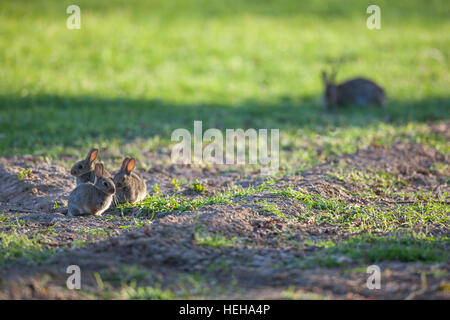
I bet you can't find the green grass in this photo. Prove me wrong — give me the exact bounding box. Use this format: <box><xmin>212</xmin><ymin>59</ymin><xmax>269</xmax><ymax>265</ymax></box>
<box><xmin>120</xmin><ymin>284</ymin><xmax>176</xmax><ymax>300</ymax></box>
<box><xmin>194</xmin><ymin>230</ymin><xmax>239</xmax><ymax>248</ymax></box>
<box><xmin>114</xmin><ymin>181</ymin><xmax>448</xmax><ymax>233</ymax></box>
<box><xmin>0</xmin><ymin>230</ymin><xmax>52</xmax><ymax>265</ymax></box>
<box><xmin>93</xmin><ymin>267</ymin><xmax>234</xmax><ymax>299</ymax></box>
<box><xmin>16</xmin><ymin>168</ymin><xmax>32</xmax><ymax>179</ymax></box>
<box><xmin>257</xmin><ymin>200</ymin><xmax>288</xmax><ymax>218</ymax></box>
<box><xmin>0</xmin><ymin>0</ymin><xmax>448</xmax><ymax>171</ymax></box>
<box><xmin>282</xmin><ymin>234</ymin><xmax>450</xmax><ymax>269</ymax></box>
<box><xmin>275</xmin><ymin>186</ymin><xmax>449</xmax><ymax>232</ymax></box>
<box><xmin>335</xmin><ymin>235</ymin><xmax>450</xmax><ymax>263</ymax></box>
<box><xmin>191</xmin><ymin>180</ymin><xmax>207</xmax><ymax>193</ymax></box>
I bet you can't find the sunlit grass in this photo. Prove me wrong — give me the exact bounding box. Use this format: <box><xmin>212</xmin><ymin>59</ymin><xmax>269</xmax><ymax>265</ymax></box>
<box><xmin>0</xmin><ymin>0</ymin><xmax>448</xmax><ymax>169</ymax></box>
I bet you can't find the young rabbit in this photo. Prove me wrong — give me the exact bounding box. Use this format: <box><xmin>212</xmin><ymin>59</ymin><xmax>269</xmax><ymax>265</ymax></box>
<box><xmin>113</xmin><ymin>157</ymin><xmax>147</xmax><ymax>204</ymax></box>
<box><xmin>68</xmin><ymin>163</ymin><xmax>116</xmax><ymax>216</ymax></box>
<box><xmin>70</xmin><ymin>148</ymin><xmax>111</xmax><ymax>185</ymax></box>
<box><xmin>322</xmin><ymin>71</ymin><xmax>386</xmax><ymax>109</ymax></box>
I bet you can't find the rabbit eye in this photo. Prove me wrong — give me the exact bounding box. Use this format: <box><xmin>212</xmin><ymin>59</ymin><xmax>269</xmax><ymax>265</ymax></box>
<box><xmin>103</xmin><ymin>182</ymin><xmax>108</xmax><ymax>187</ymax></box>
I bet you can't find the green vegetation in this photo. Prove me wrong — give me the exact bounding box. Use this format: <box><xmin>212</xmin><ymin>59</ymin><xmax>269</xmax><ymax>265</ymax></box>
<box><xmin>92</xmin><ymin>267</ymin><xmax>234</xmax><ymax>299</ymax></box>
<box><xmin>275</xmin><ymin>186</ymin><xmax>449</xmax><ymax>232</ymax></box>
<box><xmin>191</xmin><ymin>180</ymin><xmax>207</xmax><ymax>193</ymax></box>
<box><xmin>16</xmin><ymin>168</ymin><xmax>32</xmax><ymax>179</ymax></box>
<box><xmin>0</xmin><ymin>0</ymin><xmax>448</xmax><ymax>171</ymax></box>
<box><xmin>334</xmin><ymin>235</ymin><xmax>450</xmax><ymax>263</ymax></box>
<box><xmin>115</xmin><ymin>181</ymin><xmax>448</xmax><ymax>233</ymax></box>
<box><xmin>0</xmin><ymin>230</ymin><xmax>52</xmax><ymax>265</ymax></box>
<box><xmin>257</xmin><ymin>200</ymin><xmax>287</xmax><ymax>219</ymax></box>
<box><xmin>0</xmin><ymin>0</ymin><xmax>448</xmax><ymax>299</ymax></box>
<box><xmin>121</xmin><ymin>284</ymin><xmax>176</xmax><ymax>300</ymax></box>
<box><xmin>286</xmin><ymin>235</ymin><xmax>450</xmax><ymax>269</ymax></box>
<box><xmin>194</xmin><ymin>229</ymin><xmax>239</xmax><ymax>248</ymax></box>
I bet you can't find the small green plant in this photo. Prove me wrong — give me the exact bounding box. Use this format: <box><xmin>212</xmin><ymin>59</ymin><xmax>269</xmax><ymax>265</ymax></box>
<box><xmin>257</xmin><ymin>200</ymin><xmax>287</xmax><ymax>218</ymax></box>
<box><xmin>121</xmin><ymin>283</ymin><xmax>175</xmax><ymax>300</ymax></box>
<box><xmin>0</xmin><ymin>230</ymin><xmax>52</xmax><ymax>264</ymax></box>
<box><xmin>172</xmin><ymin>178</ymin><xmax>181</xmax><ymax>191</ymax></box>
<box><xmin>52</xmin><ymin>201</ymin><xmax>60</xmax><ymax>210</ymax></box>
<box><xmin>17</xmin><ymin>168</ymin><xmax>31</xmax><ymax>179</ymax></box>
<box><xmin>191</xmin><ymin>180</ymin><xmax>206</xmax><ymax>193</ymax></box>
<box><xmin>153</xmin><ymin>184</ymin><xmax>160</xmax><ymax>193</ymax></box>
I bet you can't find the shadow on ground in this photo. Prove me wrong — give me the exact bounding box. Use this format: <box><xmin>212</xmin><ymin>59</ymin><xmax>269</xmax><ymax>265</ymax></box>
<box><xmin>1</xmin><ymin>94</ymin><xmax>449</xmax><ymax>156</ymax></box>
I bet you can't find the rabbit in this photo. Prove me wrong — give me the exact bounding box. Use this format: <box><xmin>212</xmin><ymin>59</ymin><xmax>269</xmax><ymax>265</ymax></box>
<box><xmin>68</xmin><ymin>163</ymin><xmax>116</xmax><ymax>216</ymax></box>
<box><xmin>113</xmin><ymin>157</ymin><xmax>147</xmax><ymax>204</ymax></box>
<box><xmin>322</xmin><ymin>71</ymin><xmax>386</xmax><ymax>109</ymax></box>
<box><xmin>70</xmin><ymin>148</ymin><xmax>111</xmax><ymax>185</ymax></box>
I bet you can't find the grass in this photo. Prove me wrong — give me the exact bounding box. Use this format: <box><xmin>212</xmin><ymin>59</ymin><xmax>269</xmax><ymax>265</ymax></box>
<box><xmin>93</xmin><ymin>267</ymin><xmax>234</xmax><ymax>299</ymax></box>
<box><xmin>194</xmin><ymin>230</ymin><xmax>239</xmax><ymax>248</ymax></box>
<box><xmin>16</xmin><ymin>168</ymin><xmax>32</xmax><ymax>179</ymax></box>
<box><xmin>0</xmin><ymin>230</ymin><xmax>52</xmax><ymax>265</ymax></box>
<box><xmin>191</xmin><ymin>180</ymin><xmax>207</xmax><ymax>193</ymax></box>
<box><xmin>0</xmin><ymin>0</ymin><xmax>448</xmax><ymax>171</ymax></box>
<box><xmin>120</xmin><ymin>284</ymin><xmax>176</xmax><ymax>300</ymax></box>
<box><xmin>282</xmin><ymin>234</ymin><xmax>450</xmax><ymax>269</ymax></box>
<box><xmin>257</xmin><ymin>200</ymin><xmax>288</xmax><ymax>218</ymax></box>
<box><xmin>335</xmin><ymin>235</ymin><xmax>450</xmax><ymax>263</ymax></box>
<box><xmin>0</xmin><ymin>0</ymin><xmax>448</xmax><ymax>299</ymax></box>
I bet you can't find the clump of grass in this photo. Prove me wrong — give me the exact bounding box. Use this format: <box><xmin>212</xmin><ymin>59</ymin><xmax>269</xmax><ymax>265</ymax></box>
<box><xmin>282</xmin><ymin>234</ymin><xmax>449</xmax><ymax>270</ymax></box>
<box><xmin>115</xmin><ymin>184</ymin><xmax>260</xmax><ymax>216</ymax></box>
<box><xmin>16</xmin><ymin>168</ymin><xmax>31</xmax><ymax>179</ymax></box>
<box><xmin>78</xmin><ymin>227</ymin><xmax>111</xmax><ymax>237</ymax></box>
<box><xmin>0</xmin><ymin>230</ymin><xmax>52</xmax><ymax>264</ymax></box>
<box><xmin>194</xmin><ymin>230</ymin><xmax>238</xmax><ymax>248</ymax></box>
<box><xmin>336</xmin><ymin>235</ymin><xmax>450</xmax><ymax>263</ymax></box>
<box><xmin>257</xmin><ymin>200</ymin><xmax>287</xmax><ymax>219</ymax></box>
<box><xmin>191</xmin><ymin>180</ymin><xmax>206</xmax><ymax>193</ymax></box>
<box><xmin>120</xmin><ymin>283</ymin><xmax>175</xmax><ymax>300</ymax></box>
<box><xmin>328</xmin><ymin>168</ymin><xmax>408</xmax><ymax>195</ymax></box>
<box><xmin>172</xmin><ymin>178</ymin><xmax>181</xmax><ymax>191</ymax></box>
<box><xmin>275</xmin><ymin>186</ymin><xmax>449</xmax><ymax>232</ymax></box>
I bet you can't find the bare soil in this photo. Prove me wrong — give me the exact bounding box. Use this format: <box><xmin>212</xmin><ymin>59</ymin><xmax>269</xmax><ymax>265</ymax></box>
<box><xmin>0</xmin><ymin>142</ymin><xmax>448</xmax><ymax>299</ymax></box>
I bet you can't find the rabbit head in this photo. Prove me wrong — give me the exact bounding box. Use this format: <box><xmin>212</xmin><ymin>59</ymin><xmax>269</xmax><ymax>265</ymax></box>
<box><xmin>322</xmin><ymin>71</ymin><xmax>338</xmax><ymax>109</ymax></box>
<box><xmin>71</xmin><ymin>148</ymin><xmax>98</xmax><ymax>177</ymax></box>
<box><xmin>93</xmin><ymin>163</ymin><xmax>116</xmax><ymax>195</ymax></box>
<box><xmin>113</xmin><ymin>157</ymin><xmax>135</xmax><ymax>189</ymax></box>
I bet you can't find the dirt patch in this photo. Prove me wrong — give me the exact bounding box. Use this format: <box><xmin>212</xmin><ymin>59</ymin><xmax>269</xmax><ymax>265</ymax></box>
<box><xmin>0</xmin><ymin>156</ymin><xmax>75</xmax><ymax>212</ymax></box>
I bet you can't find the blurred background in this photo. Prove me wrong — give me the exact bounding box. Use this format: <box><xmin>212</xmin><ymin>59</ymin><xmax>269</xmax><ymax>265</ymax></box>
<box><xmin>0</xmin><ymin>0</ymin><xmax>448</xmax><ymax>171</ymax></box>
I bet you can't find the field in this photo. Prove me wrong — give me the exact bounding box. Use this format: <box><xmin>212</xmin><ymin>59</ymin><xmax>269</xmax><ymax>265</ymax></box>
<box><xmin>0</xmin><ymin>0</ymin><xmax>449</xmax><ymax>299</ymax></box>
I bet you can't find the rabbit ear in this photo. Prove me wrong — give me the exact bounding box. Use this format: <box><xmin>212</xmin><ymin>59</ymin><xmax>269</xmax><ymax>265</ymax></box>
<box><xmin>126</xmin><ymin>158</ymin><xmax>136</xmax><ymax>174</ymax></box>
<box><xmin>120</xmin><ymin>157</ymin><xmax>131</xmax><ymax>171</ymax></box>
<box><xmin>94</xmin><ymin>163</ymin><xmax>104</xmax><ymax>177</ymax></box>
<box><xmin>86</xmin><ymin>148</ymin><xmax>99</xmax><ymax>163</ymax></box>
